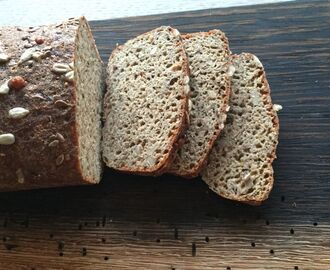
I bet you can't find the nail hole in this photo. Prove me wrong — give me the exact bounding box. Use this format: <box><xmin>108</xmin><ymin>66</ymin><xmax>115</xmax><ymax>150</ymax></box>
<box><xmin>174</xmin><ymin>228</ymin><xmax>178</xmax><ymax>240</ymax></box>
<box><xmin>227</xmin><ymin>267</ymin><xmax>231</xmax><ymax>270</ymax></box>
<box><xmin>205</xmin><ymin>236</ymin><xmax>209</xmax><ymax>243</ymax></box>
<box><xmin>281</xmin><ymin>196</ymin><xmax>285</xmax><ymax>202</ymax></box>
<box><xmin>192</xmin><ymin>243</ymin><xmax>196</xmax><ymax>257</ymax></box>
<box><xmin>251</xmin><ymin>242</ymin><xmax>256</xmax><ymax>247</ymax></box>
<box><xmin>101</xmin><ymin>238</ymin><xmax>106</xmax><ymax>243</ymax></box>
<box><xmin>49</xmin><ymin>234</ymin><xmax>54</xmax><ymax>239</ymax></box>
<box><xmin>270</xmin><ymin>249</ymin><xmax>274</xmax><ymax>255</ymax></box>
<box><xmin>313</xmin><ymin>222</ymin><xmax>318</xmax><ymax>226</ymax></box>
<box><xmin>82</xmin><ymin>247</ymin><xmax>87</xmax><ymax>256</ymax></box>
<box><xmin>266</xmin><ymin>220</ymin><xmax>270</xmax><ymax>225</ymax></box>
<box><xmin>58</xmin><ymin>241</ymin><xmax>64</xmax><ymax>250</ymax></box>
<box><xmin>156</xmin><ymin>238</ymin><xmax>160</xmax><ymax>243</ymax></box>
<box><xmin>290</xmin><ymin>228</ymin><xmax>294</xmax><ymax>234</ymax></box>
<box><xmin>59</xmin><ymin>252</ymin><xmax>63</xmax><ymax>257</ymax></box>
<box><xmin>104</xmin><ymin>256</ymin><xmax>109</xmax><ymax>261</ymax></box>
<box><xmin>133</xmin><ymin>231</ymin><xmax>137</xmax><ymax>236</ymax></box>
<box><xmin>294</xmin><ymin>267</ymin><xmax>299</xmax><ymax>270</ymax></box>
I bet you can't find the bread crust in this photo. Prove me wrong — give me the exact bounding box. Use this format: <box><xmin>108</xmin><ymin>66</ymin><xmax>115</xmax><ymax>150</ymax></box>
<box><xmin>168</xmin><ymin>30</ymin><xmax>232</xmax><ymax>178</ymax></box>
<box><xmin>103</xmin><ymin>26</ymin><xmax>190</xmax><ymax>175</ymax></box>
<box><xmin>0</xmin><ymin>17</ymin><xmax>102</xmax><ymax>191</ymax></box>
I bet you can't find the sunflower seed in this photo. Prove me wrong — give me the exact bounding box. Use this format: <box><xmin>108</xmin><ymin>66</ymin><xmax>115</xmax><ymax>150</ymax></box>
<box><xmin>55</xmin><ymin>100</ymin><xmax>72</xmax><ymax>108</ymax></box>
<box><xmin>0</xmin><ymin>80</ymin><xmax>10</xmax><ymax>95</ymax></box>
<box><xmin>8</xmin><ymin>107</ymin><xmax>30</xmax><ymax>119</ymax></box>
<box><xmin>188</xmin><ymin>99</ymin><xmax>193</xmax><ymax>112</ymax></box>
<box><xmin>31</xmin><ymin>51</ymin><xmax>44</xmax><ymax>61</ymax></box>
<box><xmin>172</xmin><ymin>28</ymin><xmax>180</xmax><ymax>37</ymax></box>
<box><xmin>273</xmin><ymin>104</ymin><xmax>283</xmax><ymax>112</ymax></box>
<box><xmin>18</xmin><ymin>48</ymin><xmax>35</xmax><ymax>64</ymax></box>
<box><xmin>0</xmin><ymin>53</ymin><xmax>10</xmax><ymax>64</ymax></box>
<box><xmin>56</xmin><ymin>154</ymin><xmax>64</xmax><ymax>166</ymax></box>
<box><xmin>227</xmin><ymin>65</ymin><xmax>236</xmax><ymax>77</ymax></box>
<box><xmin>0</xmin><ymin>133</ymin><xmax>15</xmax><ymax>145</ymax></box>
<box><xmin>64</xmin><ymin>70</ymin><xmax>74</xmax><ymax>82</ymax></box>
<box><xmin>48</xmin><ymin>140</ymin><xmax>59</xmax><ymax>147</ymax></box>
<box><xmin>56</xmin><ymin>133</ymin><xmax>65</xmax><ymax>142</ymax></box>
<box><xmin>52</xmin><ymin>63</ymin><xmax>71</xmax><ymax>74</ymax></box>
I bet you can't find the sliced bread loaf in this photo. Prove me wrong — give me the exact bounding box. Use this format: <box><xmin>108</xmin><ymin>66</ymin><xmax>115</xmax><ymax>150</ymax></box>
<box><xmin>0</xmin><ymin>17</ymin><xmax>104</xmax><ymax>191</ymax></box>
<box><xmin>168</xmin><ymin>30</ymin><xmax>232</xmax><ymax>178</ymax></box>
<box><xmin>102</xmin><ymin>26</ymin><xmax>189</xmax><ymax>175</ymax></box>
<box><xmin>201</xmin><ymin>53</ymin><xmax>279</xmax><ymax>205</ymax></box>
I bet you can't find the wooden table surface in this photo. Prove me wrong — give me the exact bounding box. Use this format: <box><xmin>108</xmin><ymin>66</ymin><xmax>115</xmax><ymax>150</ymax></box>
<box><xmin>1</xmin><ymin>0</ymin><xmax>330</xmax><ymax>269</ymax></box>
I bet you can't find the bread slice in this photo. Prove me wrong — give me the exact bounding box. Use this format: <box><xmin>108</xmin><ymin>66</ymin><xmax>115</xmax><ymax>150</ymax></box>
<box><xmin>102</xmin><ymin>26</ymin><xmax>189</xmax><ymax>175</ymax></box>
<box><xmin>201</xmin><ymin>53</ymin><xmax>280</xmax><ymax>205</ymax></box>
<box><xmin>168</xmin><ymin>30</ymin><xmax>232</xmax><ymax>178</ymax></box>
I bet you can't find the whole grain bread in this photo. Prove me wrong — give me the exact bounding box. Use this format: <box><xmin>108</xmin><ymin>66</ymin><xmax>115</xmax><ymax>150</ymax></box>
<box><xmin>0</xmin><ymin>17</ymin><xmax>104</xmax><ymax>191</ymax></box>
<box><xmin>168</xmin><ymin>30</ymin><xmax>232</xmax><ymax>178</ymax></box>
<box><xmin>201</xmin><ymin>53</ymin><xmax>280</xmax><ymax>205</ymax></box>
<box><xmin>102</xmin><ymin>26</ymin><xmax>189</xmax><ymax>175</ymax></box>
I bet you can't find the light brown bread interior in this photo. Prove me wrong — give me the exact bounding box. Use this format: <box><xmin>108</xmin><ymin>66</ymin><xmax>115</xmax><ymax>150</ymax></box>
<box><xmin>168</xmin><ymin>30</ymin><xmax>231</xmax><ymax>178</ymax></box>
<box><xmin>202</xmin><ymin>53</ymin><xmax>279</xmax><ymax>204</ymax></box>
<box><xmin>102</xmin><ymin>26</ymin><xmax>189</xmax><ymax>175</ymax></box>
<box><xmin>75</xmin><ymin>17</ymin><xmax>104</xmax><ymax>183</ymax></box>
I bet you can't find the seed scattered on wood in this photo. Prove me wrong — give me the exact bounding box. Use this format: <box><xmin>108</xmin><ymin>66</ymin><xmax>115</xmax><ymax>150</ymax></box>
<box><xmin>273</xmin><ymin>104</ymin><xmax>283</xmax><ymax>112</ymax></box>
<box><xmin>8</xmin><ymin>76</ymin><xmax>27</xmax><ymax>90</ymax></box>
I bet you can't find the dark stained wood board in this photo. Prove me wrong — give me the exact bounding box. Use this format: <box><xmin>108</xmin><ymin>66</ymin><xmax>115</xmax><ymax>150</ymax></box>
<box><xmin>1</xmin><ymin>0</ymin><xmax>330</xmax><ymax>269</ymax></box>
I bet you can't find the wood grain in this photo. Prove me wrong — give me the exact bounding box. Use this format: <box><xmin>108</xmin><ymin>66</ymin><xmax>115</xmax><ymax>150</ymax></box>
<box><xmin>1</xmin><ymin>0</ymin><xmax>330</xmax><ymax>269</ymax></box>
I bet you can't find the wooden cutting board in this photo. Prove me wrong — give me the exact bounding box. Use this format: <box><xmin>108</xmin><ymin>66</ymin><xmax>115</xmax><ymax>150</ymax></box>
<box><xmin>0</xmin><ymin>1</ymin><xmax>329</xmax><ymax>269</ymax></box>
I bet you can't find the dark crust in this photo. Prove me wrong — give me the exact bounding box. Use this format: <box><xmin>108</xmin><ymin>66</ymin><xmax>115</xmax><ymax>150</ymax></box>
<box><xmin>0</xmin><ymin>17</ymin><xmax>102</xmax><ymax>191</ymax></box>
<box><xmin>168</xmin><ymin>30</ymin><xmax>232</xmax><ymax>178</ymax></box>
<box><xmin>103</xmin><ymin>26</ymin><xmax>190</xmax><ymax>175</ymax></box>
<box><xmin>215</xmin><ymin>53</ymin><xmax>280</xmax><ymax>205</ymax></box>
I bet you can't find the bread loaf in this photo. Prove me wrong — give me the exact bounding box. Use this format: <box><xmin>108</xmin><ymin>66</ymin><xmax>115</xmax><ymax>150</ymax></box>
<box><xmin>102</xmin><ymin>26</ymin><xmax>189</xmax><ymax>175</ymax></box>
<box><xmin>202</xmin><ymin>53</ymin><xmax>279</xmax><ymax>205</ymax></box>
<box><xmin>0</xmin><ymin>17</ymin><xmax>104</xmax><ymax>191</ymax></box>
<box><xmin>168</xmin><ymin>30</ymin><xmax>231</xmax><ymax>178</ymax></box>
